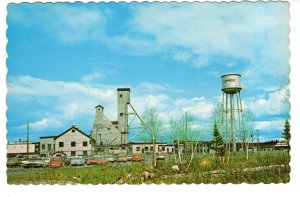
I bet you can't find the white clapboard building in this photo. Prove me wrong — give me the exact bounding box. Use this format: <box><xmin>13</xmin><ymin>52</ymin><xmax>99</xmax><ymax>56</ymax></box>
<box><xmin>40</xmin><ymin>124</ymin><xmax>94</xmax><ymax>158</ymax></box>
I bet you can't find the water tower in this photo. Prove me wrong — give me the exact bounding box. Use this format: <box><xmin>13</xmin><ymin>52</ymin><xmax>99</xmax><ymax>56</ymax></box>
<box><xmin>221</xmin><ymin>73</ymin><xmax>244</xmax><ymax>152</ymax></box>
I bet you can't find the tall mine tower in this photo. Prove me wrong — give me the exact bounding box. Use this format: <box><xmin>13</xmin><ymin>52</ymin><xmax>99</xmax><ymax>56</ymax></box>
<box><xmin>117</xmin><ymin>88</ymin><xmax>130</xmax><ymax>145</ymax></box>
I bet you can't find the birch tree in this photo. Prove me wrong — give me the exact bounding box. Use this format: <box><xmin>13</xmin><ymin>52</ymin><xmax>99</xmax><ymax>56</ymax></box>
<box><xmin>141</xmin><ymin>107</ymin><xmax>163</xmax><ymax>168</ymax></box>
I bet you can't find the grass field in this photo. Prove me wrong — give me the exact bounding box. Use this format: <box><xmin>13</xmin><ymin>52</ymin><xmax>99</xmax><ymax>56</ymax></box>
<box><xmin>7</xmin><ymin>151</ymin><xmax>290</xmax><ymax>184</ymax></box>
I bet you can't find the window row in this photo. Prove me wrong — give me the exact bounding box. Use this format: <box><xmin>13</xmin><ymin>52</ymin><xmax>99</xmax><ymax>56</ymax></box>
<box><xmin>59</xmin><ymin>141</ymin><xmax>88</xmax><ymax>147</ymax></box>
<box><xmin>41</xmin><ymin>141</ymin><xmax>89</xmax><ymax>149</ymax></box>
<box><xmin>71</xmin><ymin>151</ymin><xmax>88</xmax><ymax>156</ymax></box>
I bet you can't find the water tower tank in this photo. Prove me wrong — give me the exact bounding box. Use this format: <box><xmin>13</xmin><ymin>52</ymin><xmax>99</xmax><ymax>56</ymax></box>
<box><xmin>221</xmin><ymin>73</ymin><xmax>242</xmax><ymax>94</ymax></box>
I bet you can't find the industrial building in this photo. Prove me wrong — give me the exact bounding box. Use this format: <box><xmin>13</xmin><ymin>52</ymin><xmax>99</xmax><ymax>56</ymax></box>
<box><xmin>6</xmin><ymin>140</ymin><xmax>40</xmax><ymax>158</ymax></box>
<box><xmin>90</xmin><ymin>88</ymin><xmax>131</xmax><ymax>154</ymax></box>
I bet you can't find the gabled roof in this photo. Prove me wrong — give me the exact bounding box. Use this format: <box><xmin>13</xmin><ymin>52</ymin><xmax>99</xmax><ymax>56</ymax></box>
<box><xmin>54</xmin><ymin>125</ymin><xmax>92</xmax><ymax>140</ymax></box>
<box><xmin>95</xmin><ymin>104</ymin><xmax>104</xmax><ymax>109</ymax></box>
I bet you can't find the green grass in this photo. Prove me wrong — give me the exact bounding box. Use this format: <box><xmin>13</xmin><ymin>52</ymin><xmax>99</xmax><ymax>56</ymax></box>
<box><xmin>7</xmin><ymin>151</ymin><xmax>290</xmax><ymax>184</ymax></box>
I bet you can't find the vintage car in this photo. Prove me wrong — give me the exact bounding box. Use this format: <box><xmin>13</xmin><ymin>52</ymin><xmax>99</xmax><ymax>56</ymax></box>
<box><xmin>156</xmin><ymin>155</ymin><xmax>166</xmax><ymax>160</ymax></box>
<box><xmin>104</xmin><ymin>155</ymin><xmax>117</xmax><ymax>163</ymax></box>
<box><xmin>70</xmin><ymin>157</ymin><xmax>86</xmax><ymax>166</ymax></box>
<box><xmin>48</xmin><ymin>157</ymin><xmax>65</xmax><ymax>168</ymax></box>
<box><xmin>23</xmin><ymin>158</ymin><xmax>45</xmax><ymax>168</ymax></box>
<box><xmin>126</xmin><ymin>155</ymin><xmax>133</xmax><ymax>161</ymax></box>
<box><xmin>116</xmin><ymin>155</ymin><xmax>128</xmax><ymax>162</ymax></box>
<box><xmin>86</xmin><ymin>156</ymin><xmax>108</xmax><ymax>165</ymax></box>
<box><xmin>132</xmin><ymin>155</ymin><xmax>144</xmax><ymax>162</ymax></box>
<box><xmin>6</xmin><ymin>158</ymin><xmax>22</xmax><ymax>168</ymax></box>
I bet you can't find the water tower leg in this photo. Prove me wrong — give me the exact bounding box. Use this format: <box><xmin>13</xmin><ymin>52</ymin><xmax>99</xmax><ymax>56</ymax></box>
<box><xmin>230</xmin><ymin>94</ymin><xmax>236</xmax><ymax>152</ymax></box>
<box><xmin>225</xmin><ymin>93</ymin><xmax>229</xmax><ymax>151</ymax></box>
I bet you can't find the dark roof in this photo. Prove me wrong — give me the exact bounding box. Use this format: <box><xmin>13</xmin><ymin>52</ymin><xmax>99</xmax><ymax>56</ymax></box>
<box><xmin>40</xmin><ymin>136</ymin><xmax>57</xmax><ymax>139</ymax></box>
<box><xmin>95</xmin><ymin>104</ymin><xmax>104</xmax><ymax>109</ymax></box>
<box><xmin>111</xmin><ymin>121</ymin><xmax>118</xmax><ymax>125</ymax></box>
<box><xmin>117</xmin><ymin>88</ymin><xmax>130</xmax><ymax>91</ymax></box>
<box><xmin>54</xmin><ymin>125</ymin><xmax>92</xmax><ymax>140</ymax></box>
<box><xmin>221</xmin><ymin>73</ymin><xmax>241</xmax><ymax>78</ymax></box>
<box><xmin>128</xmin><ymin>142</ymin><xmax>168</xmax><ymax>145</ymax></box>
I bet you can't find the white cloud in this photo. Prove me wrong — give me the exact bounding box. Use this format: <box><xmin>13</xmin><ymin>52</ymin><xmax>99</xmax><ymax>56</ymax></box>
<box><xmin>255</xmin><ymin>119</ymin><xmax>284</xmax><ymax>133</ymax></box>
<box><xmin>245</xmin><ymin>86</ymin><xmax>290</xmax><ymax>117</ymax></box>
<box><xmin>126</xmin><ymin>3</ymin><xmax>290</xmax><ymax>81</ymax></box>
<box><xmin>7</xmin><ymin>75</ymin><xmax>118</xmax><ymax>132</ymax></box>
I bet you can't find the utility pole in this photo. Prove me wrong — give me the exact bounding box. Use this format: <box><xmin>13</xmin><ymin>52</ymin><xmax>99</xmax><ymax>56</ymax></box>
<box><xmin>185</xmin><ymin>112</ymin><xmax>188</xmax><ymax>160</ymax></box>
<box><xmin>256</xmin><ymin>129</ymin><xmax>259</xmax><ymax>152</ymax></box>
<box><xmin>99</xmin><ymin>133</ymin><xmax>102</xmax><ymax>155</ymax></box>
<box><xmin>27</xmin><ymin>120</ymin><xmax>29</xmax><ymax>158</ymax></box>
<box><xmin>251</xmin><ymin>133</ymin><xmax>254</xmax><ymax>154</ymax></box>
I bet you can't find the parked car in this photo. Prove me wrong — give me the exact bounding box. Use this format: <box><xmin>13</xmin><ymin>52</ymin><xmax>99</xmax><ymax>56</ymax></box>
<box><xmin>87</xmin><ymin>156</ymin><xmax>108</xmax><ymax>165</ymax></box>
<box><xmin>70</xmin><ymin>157</ymin><xmax>86</xmax><ymax>166</ymax></box>
<box><xmin>41</xmin><ymin>158</ymin><xmax>50</xmax><ymax>167</ymax></box>
<box><xmin>6</xmin><ymin>158</ymin><xmax>22</xmax><ymax>168</ymax></box>
<box><xmin>132</xmin><ymin>155</ymin><xmax>144</xmax><ymax>162</ymax></box>
<box><xmin>116</xmin><ymin>155</ymin><xmax>128</xmax><ymax>162</ymax></box>
<box><xmin>156</xmin><ymin>155</ymin><xmax>166</xmax><ymax>160</ymax></box>
<box><xmin>105</xmin><ymin>155</ymin><xmax>117</xmax><ymax>163</ymax></box>
<box><xmin>126</xmin><ymin>155</ymin><xmax>133</xmax><ymax>161</ymax></box>
<box><xmin>23</xmin><ymin>158</ymin><xmax>44</xmax><ymax>168</ymax></box>
<box><xmin>48</xmin><ymin>157</ymin><xmax>65</xmax><ymax>168</ymax></box>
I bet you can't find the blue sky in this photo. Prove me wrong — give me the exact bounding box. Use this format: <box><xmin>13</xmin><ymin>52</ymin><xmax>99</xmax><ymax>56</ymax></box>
<box><xmin>6</xmin><ymin>2</ymin><xmax>290</xmax><ymax>143</ymax></box>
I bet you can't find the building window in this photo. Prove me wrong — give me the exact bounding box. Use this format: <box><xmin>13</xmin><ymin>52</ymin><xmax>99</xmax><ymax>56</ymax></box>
<box><xmin>72</xmin><ymin>129</ymin><xmax>75</xmax><ymax>133</ymax></box>
<box><xmin>122</xmin><ymin>147</ymin><xmax>126</xmax><ymax>150</ymax></box>
<box><xmin>71</xmin><ymin>142</ymin><xmax>76</xmax><ymax>147</ymax></box>
<box><xmin>120</xmin><ymin>94</ymin><xmax>123</xmax><ymax>98</ymax></box>
<box><xmin>48</xmin><ymin>144</ymin><xmax>51</xmax><ymax>150</ymax></box>
<box><xmin>42</xmin><ymin>144</ymin><xmax>45</xmax><ymax>150</ymax></box>
<box><xmin>120</xmin><ymin>113</ymin><xmax>124</xmax><ymax>116</ymax></box>
<box><xmin>145</xmin><ymin>147</ymin><xmax>149</xmax><ymax>151</ymax></box>
<box><xmin>162</xmin><ymin>147</ymin><xmax>165</xmax><ymax>151</ymax></box>
<box><xmin>59</xmin><ymin>142</ymin><xmax>64</xmax><ymax>147</ymax></box>
<box><xmin>83</xmin><ymin>151</ymin><xmax>87</xmax><ymax>156</ymax></box>
<box><xmin>83</xmin><ymin>141</ymin><xmax>88</xmax><ymax>147</ymax></box>
<box><xmin>136</xmin><ymin>147</ymin><xmax>140</xmax><ymax>151</ymax></box>
<box><xmin>150</xmin><ymin>146</ymin><xmax>154</xmax><ymax>151</ymax></box>
<box><xmin>71</xmin><ymin>151</ymin><xmax>76</xmax><ymax>156</ymax></box>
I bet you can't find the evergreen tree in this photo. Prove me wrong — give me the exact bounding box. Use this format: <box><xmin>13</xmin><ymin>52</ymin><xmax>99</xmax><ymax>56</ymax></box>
<box><xmin>282</xmin><ymin>119</ymin><xmax>291</xmax><ymax>149</ymax></box>
<box><xmin>212</xmin><ymin>123</ymin><xmax>224</xmax><ymax>156</ymax></box>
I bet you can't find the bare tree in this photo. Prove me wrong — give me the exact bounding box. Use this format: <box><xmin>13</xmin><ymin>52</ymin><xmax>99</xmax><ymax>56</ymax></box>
<box><xmin>243</xmin><ymin>109</ymin><xmax>255</xmax><ymax>160</ymax></box>
<box><xmin>141</xmin><ymin>107</ymin><xmax>164</xmax><ymax>168</ymax></box>
<box><xmin>169</xmin><ymin>112</ymin><xmax>202</xmax><ymax>165</ymax></box>
<box><xmin>169</xmin><ymin>117</ymin><xmax>183</xmax><ymax>164</ymax></box>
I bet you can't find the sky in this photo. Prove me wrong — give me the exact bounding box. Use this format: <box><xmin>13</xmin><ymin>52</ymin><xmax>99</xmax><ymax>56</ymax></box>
<box><xmin>6</xmin><ymin>2</ymin><xmax>290</xmax><ymax>143</ymax></box>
